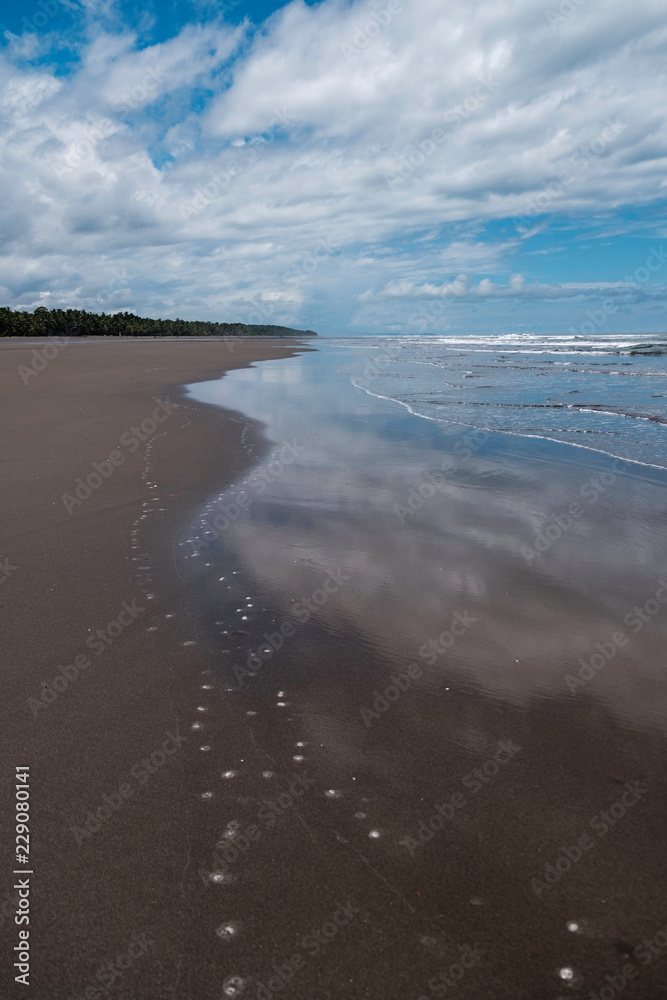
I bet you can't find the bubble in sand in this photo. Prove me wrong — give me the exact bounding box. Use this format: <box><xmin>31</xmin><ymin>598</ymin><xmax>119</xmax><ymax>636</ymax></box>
<box><xmin>191</xmin><ymin>722</ymin><xmax>203</xmax><ymax>730</ymax></box>
<box><xmin>567</xmin><ymin>921</ymin><xmax>579</xmax><ymax>933</ymax></box>
<box><xmin>223</xmin><ymin>974</ymin><xmax>246</xmax><ymax>997</ymax></box>
<box><xmin>222</xmin><ymin>770</ymin><xmax>237</xmax><ymax>779</ymax></box>
<box><xmin>368</xmin><ymin>829</ymin><xmax>380</xmax><ymax>839</ymax></box>
<box><xmin>558</xmin><ymin>967</ymin><xmax>574</xmax><ymax>981</ymax></box>
<box><xmin>216</xmin><ymin>922</ymin><xmax>238</xmax><ymax>941</ymax></box>
<box><xmin>201</xmin><ymin>791</ymin><xmax>213</xmax><ymax>800</ymax></box>
<box><xmin>325</xmin><ymin>789</ymin><xmax>341</xmax><ymax>799</ymax></box>
<box><xmin>293</xmin><ymin>755</ymin><xmax>304</xmax><ymax>763</ymax></box>
<box><xmin>209</xmin><ymin>871</ymin><xmax>231</xmax><ymax>885</ymax></box>
<box><xmin>262</xmin><ymin>771</ymin><xmax>274</xmax><ymax>779</ymax></box>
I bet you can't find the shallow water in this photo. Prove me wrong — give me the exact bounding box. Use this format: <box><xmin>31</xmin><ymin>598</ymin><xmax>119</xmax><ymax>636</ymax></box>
<box><xmin>174</xmin><ymin>339</ymin><xmax>667</xmax><ymax>998</ymax></box>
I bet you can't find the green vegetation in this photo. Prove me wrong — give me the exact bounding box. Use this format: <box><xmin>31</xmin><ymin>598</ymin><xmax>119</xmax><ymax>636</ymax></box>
<box><xmin>0</xmin><ymin>306</ymin><xmax>317</xmax><ymax>338</ymax></box>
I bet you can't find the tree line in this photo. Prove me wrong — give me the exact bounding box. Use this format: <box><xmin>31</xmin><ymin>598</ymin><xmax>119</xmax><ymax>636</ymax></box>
<box><xmin>0</xmin><ymin>306</ymin><xmax>316</xmax><ymax>338</ymax></box>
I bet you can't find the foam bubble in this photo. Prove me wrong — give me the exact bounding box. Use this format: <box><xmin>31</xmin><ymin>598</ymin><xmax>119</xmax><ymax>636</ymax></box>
<box><xmin>223</xmin><ymin>974</ymin><xmax>246</xmax><ymax>997</ymax></box>
<box><xmin>216</xmin><ymin>922</ymin><xmax>239</xmax><ymax>941</ymax></box>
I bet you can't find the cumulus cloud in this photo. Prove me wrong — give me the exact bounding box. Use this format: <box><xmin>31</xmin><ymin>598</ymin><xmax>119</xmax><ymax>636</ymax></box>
<box><xmin>0</xmin><ymin>0</ymin><xmax>666</xmax><ymax>330</ymax></box>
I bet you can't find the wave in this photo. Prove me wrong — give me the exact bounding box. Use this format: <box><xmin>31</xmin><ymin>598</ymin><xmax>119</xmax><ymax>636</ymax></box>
<box><xmin>628</xmin><ymin>343</ymin><xmax>667</xmax><ymax>356</ymax></box>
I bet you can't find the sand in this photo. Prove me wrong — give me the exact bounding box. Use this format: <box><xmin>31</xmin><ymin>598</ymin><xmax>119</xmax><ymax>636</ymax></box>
<box><xmin>0</xmin><ymin>338</ymin><xmax>312</xmax><ymax>999</ymax></box>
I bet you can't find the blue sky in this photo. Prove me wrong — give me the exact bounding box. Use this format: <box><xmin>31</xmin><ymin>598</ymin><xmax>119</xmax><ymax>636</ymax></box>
<box><xmin>0</xmin><ymin>0</ymin><xmax>665</xmax><ymax>335</ymax></box>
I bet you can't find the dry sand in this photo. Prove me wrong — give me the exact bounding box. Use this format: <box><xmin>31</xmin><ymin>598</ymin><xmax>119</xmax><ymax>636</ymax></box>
<box><xmin>0</xmin><ymin>338</ymin><xmax>311</xmax><ymax>999</ymax></box>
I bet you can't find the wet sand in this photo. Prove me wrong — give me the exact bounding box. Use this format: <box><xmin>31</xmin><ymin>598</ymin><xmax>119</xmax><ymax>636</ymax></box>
<box><xmin>2</xmin><ymin>337</ymin><xmax>667</xmax><ymax>1000</ymax></box>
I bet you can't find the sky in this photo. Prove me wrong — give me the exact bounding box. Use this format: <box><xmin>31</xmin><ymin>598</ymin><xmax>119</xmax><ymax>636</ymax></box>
<box><xmin>0</xmin><ymin>0</ymin><xmax>665</xmax><ymax>336</ymax></box>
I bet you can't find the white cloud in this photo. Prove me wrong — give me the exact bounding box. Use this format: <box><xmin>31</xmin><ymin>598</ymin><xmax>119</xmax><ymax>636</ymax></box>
<box><xmin>0</xmin><ymin>0</ymin><xmax>666</xmax><ymax>330</ymax></box>
<box><xmin>362</xmin><ymin>275</ymin><xmax>667</xmax><ymax>302</ymax></box>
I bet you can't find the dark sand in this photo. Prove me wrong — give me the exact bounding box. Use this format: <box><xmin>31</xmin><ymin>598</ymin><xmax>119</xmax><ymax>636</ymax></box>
<box><xmin>0</xmin><ymin>338</ymin><xmax>312</xmax><ymax>999</ymax></box>
<box><xmin>2</xmin><ymin>338</ymin><xmax>667</xmax><ymax>1000</ymax></box>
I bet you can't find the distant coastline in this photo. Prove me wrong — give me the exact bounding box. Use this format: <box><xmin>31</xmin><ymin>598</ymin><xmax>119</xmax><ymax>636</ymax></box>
<box><xmin>0</xmin><ymin>306</ymin><xmax>317</xmax><ymax>339</ymax></box>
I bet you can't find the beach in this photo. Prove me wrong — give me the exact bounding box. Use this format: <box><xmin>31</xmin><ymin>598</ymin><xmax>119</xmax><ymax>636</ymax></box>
<box><xmin>0</xmin><ymin>338</ymin><xmax>312</xmax><ymax>999</ymax></box>
<box><xmin>2</xmin><ymin>336</ymin><xmax>667</xmax><ymax>999</ymax></box>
